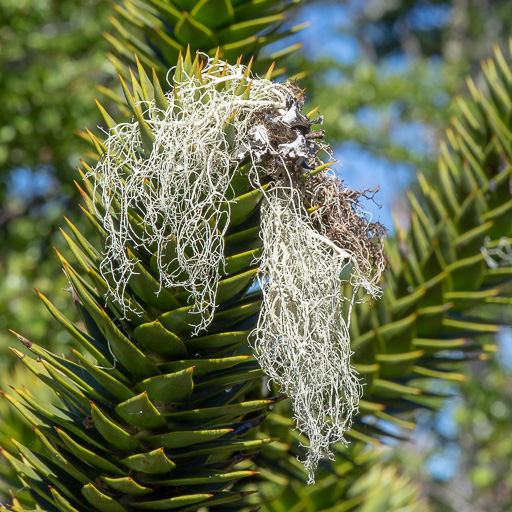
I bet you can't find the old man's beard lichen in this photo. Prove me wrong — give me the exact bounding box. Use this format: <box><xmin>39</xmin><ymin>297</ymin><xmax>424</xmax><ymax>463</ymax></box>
<box><xmin>88</xmin><ymin>55</ymin><xmax>386</xmax><ymax>481</ymax></box>
<box><xmin>253</xmin><ymin>184</ymin><xmax>383</xmax><ymax>484</ymax></box>
<box><xmin>88</xmin><ymin>57</ymin><xmax>292</xmax><ymax>333</ymax></box>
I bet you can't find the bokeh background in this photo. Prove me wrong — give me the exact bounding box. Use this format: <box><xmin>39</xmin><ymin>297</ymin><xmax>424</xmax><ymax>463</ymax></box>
<box><xmin>1</xmin><ymin>0</ymin><xmax>511</xmax><ymax>510</ymax></box>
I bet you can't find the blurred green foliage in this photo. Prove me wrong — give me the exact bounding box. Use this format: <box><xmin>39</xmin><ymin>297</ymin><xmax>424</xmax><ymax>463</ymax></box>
<box><xmin>0</xmin><ymin>0</ymin><xmax>111</xmax><ymax>172</ymax></box>
<box><xmin>457</xmin><ymin>360</ymin><xmax>512</xmax><ymax>510</ymax></box>
<box><xmin>344</xmin><ymin>0</ymin><xmax>511</xmax><ymax>62</ymax></box>
<box><xmin>0</xmin><ymin>0</ymin><xmax>116</xmax><ymax>362</ymax></box>
<box><xmin>294</xmin><ymin>55</ymin><xmax>461</xmax><ymax>170</ymax></box>
<box><xmin>0</xmin><ymin>368</ymin><xmax>58</xmax><ymax>508</ymax></box>
<box><xmin>415</xmin><ymin>355</ymin><xmax>512</xmax><ymax>512</ymax></box>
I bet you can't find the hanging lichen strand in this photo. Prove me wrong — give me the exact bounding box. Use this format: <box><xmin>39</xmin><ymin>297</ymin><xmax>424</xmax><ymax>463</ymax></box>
<box><xmin>254</xmin><ymin>182</ymin><xmax>385</xmax><ymax>483</ymax></box>
<box><xmin>89</xmin><ymin>55</ymin><xmax>290</xmax><ymax>333</ymax></box>
<box><xmin>90</xmin><ymin>53</ymin><xmax>386</xmax><ymax>481</ymax></box>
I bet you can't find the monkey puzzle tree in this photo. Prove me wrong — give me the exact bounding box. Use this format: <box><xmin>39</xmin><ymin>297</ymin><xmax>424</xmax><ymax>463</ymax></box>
<box><xmin>1</xmin><ymin>1</ymin><xmax>511</xmax><ymax>511</ymax></box>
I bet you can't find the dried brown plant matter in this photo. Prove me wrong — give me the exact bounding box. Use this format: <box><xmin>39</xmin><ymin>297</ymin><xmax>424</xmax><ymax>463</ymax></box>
<box><xmin>246</xmin><ymin>82</ymin><xmax>387</xmax><ymax>285</ymax></box>
<box><xmin>306</xmin><ymin>174</ymin><xmax>388</xmax><ymax>288</ymax></box>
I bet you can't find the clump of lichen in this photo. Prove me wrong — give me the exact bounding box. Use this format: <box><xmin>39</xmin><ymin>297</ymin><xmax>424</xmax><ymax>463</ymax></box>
<box><xmin>90</xmin><ymin>55</ymin><xmax>386</xmax><ymax>483</ymax></box>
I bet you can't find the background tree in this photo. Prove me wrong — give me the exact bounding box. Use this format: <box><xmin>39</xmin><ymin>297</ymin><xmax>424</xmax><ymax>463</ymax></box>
<box><xmin>0</xmin><ymin>0</ymin><xmax>113</xmax><ymax>361</ymax></box>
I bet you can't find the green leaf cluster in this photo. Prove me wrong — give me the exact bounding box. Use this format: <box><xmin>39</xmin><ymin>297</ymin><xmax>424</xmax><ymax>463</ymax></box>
<box><xmin>105</xmin><ymin>0</ymin><xmax>306</xmax><ymax>77</ymax></box>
